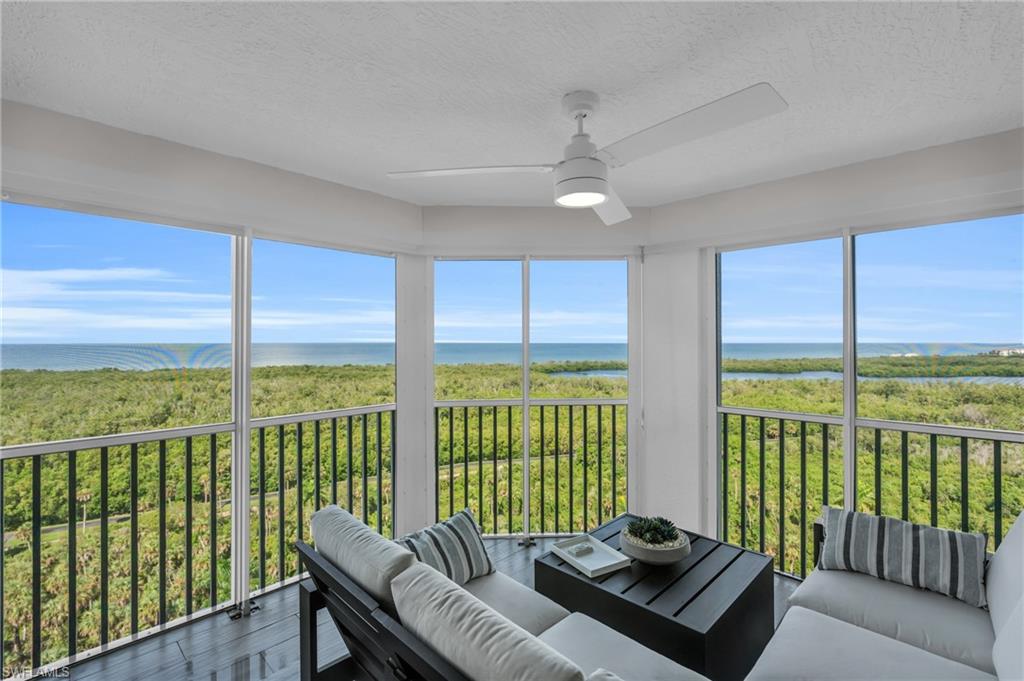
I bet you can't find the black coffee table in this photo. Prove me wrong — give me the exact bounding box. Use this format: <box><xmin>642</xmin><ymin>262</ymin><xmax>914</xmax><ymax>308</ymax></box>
<box><xmin>534</xmin><ymin>514</ymin><xmax>773</xmax><ymax>681</ymax></box>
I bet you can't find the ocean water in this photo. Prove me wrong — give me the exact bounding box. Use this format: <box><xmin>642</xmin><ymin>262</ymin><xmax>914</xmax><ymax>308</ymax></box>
<box><xmin>721</xmin><ymin>371</ymin><xmax>1024</xmax><ymax>385</ymax></box>
<box><xmin>0</xmin><ymin>342</ymin><xmax>1020</xmax><ymax>372</ymax></box>
<box><xmin>720</xmin><ymin>342</ymin><xmax>1022</xmax><ymax>359</ymax></box>
<box><xmin>0</xmin><ymin>342</ymin><xmax>626</xmax><ymax>371</ymax></box>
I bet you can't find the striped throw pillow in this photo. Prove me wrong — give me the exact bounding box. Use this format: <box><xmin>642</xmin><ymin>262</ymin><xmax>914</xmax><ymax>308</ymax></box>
<box><xmin>819</xmin><ymin>506</ymin><xmax>987</xmax><ymax>607</ymax></box>
<box><xmin>396</xmin><ymin>509</ymin><xmax>494</xmax><ymax>585</ymax></box>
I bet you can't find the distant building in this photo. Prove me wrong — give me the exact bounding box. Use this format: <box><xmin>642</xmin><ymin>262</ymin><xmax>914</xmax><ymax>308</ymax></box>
<box><xmin>987</xmin><ymin>348</ymin><xmax>1024</xmax><ymax>356</ymax></box>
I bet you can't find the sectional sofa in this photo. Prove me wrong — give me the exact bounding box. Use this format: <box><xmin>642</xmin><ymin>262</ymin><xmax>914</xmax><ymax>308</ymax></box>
<box><xmin>301</xmin><ymin>505</ymin><xmax>708</xmax><ymax>681</ymax></box>
<box><xmin>747</xmin><ymin>511</ymin><xmax>1023</xmax><ymax>680</ymax></box>
<box><xmin>301</xmin><ymin>503</ymin><xmax>1022</xmax><ymax>681</ymax></box>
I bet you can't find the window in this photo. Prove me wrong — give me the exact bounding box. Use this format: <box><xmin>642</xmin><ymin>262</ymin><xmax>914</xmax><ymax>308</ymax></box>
<box><xmin>529</xmin><ymin>259</ymin><xmax>627</xmax><ymax>398</ymax></box>
<box><xmin>432</xmin><ymin>258</ymin><xmax>629</xmax><ymax>535</ymax></box>
<box><xmin>0</xmin><ymin>201</ymin><xmax>234</xmax><ymax>667</ymax></box>
<box><xmin>719</xmin><ymin>238</ymin><xmax>844</xmax><ymax>415</ymax></box>
<box><xmin>1</xmin><ymin>201</ymin><xmax>232</xmax><ymax>444</ymax></box>
<box><xmin>718</xmin><ymin>215</ymin><xmax>1024</xmax><ymax>574</ymax></box>
<box><xmin>433</xmin><ymin>260</ymin><xmax>522</xmax><ymax>400</ymax></box>
<box><xmin>855</xmin><ymin>215</ymin><xmax>1024</xmax><ymax>431</ymax></box>
<box><xmin>854</xmin><ymin>215</ymin><xmax>1023</xmax><ymax>527</ymax></box>
<box><xmin>251</xmin><ymin>239</ymin><xmax>396</xmax><ymax>416</ymax></box>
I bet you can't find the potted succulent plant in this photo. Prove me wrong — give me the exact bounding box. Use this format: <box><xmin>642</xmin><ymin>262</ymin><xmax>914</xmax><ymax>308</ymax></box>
<box><xmin>620</xmin><ymin>516</ymin><xmax>691</xmax><ymax>565</ymax></box>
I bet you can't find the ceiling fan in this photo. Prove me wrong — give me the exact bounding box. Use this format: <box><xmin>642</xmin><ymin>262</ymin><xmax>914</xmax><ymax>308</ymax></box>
<box><xmin>387</xmin><ymin>83</ymin><xmax>787</xmax><ymax>226</ymax></box>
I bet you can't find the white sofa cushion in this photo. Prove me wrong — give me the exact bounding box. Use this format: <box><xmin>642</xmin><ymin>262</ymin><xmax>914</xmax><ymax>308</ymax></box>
<box><xmin>462</xmin><ymin>569</ymin><xmax>569</xmax><ymax>635</ymax></box>
<box><xmin>391</xmin><ymin>562</ymin><xmax>584</xmax><ymax>681</ymax></box>
<box><xmin>538</xmin><ymin>612</ymin><xmax>708</xmax><ymax>681</ymax></box>
<box><xmin>309</xmin><ymin>504</ymin><xmax>415</xmax><ymax>612</ymax></box>
<box><xmin>992</xmin><ymin>598</ymin><xmax>1023</xmax><ymax>681</ymax></box>
<box><xmin>747</xmin><ymin>606</ymin><xmax>997</xmax><ymax>681</ymax></box>
<box><xmin>789</xmin><ymin>567</ymin><xmax>996</xmax><ymax>673</ymax></box>
<box><xmin>395</xmin><ymin>508</ymin><xmax>494</xmax><ymax>585</ymax></box>
<box><xmin>986</xmin><ymin>510</ymin><xmax>1023</xmax><ymax>636</ymax></box>
<box><xmin>819</xmin><ymin>506</ymin><xmax>988</xmax><ymax>607</ymax></box>
<box><xmin>588</xmin><ymin>670</ymin><xmax>627</xmax><ymax>681</ymax></box>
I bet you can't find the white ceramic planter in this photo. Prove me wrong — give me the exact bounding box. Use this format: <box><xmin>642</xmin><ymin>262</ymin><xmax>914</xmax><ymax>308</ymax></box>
<box><xmin>620</xmin><ymin>530</ymin><xmax>691</xmax><ymax>565</ymax></box>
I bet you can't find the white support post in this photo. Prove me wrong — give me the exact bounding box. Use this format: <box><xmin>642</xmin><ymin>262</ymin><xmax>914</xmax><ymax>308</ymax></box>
<box><xmin>230</xmin><ymin>231</ymin><xmax>253</xmax><ymax>615</ymax></box>
<box><xmin>520</xmin><ymin>257</ymin><xmax>534</xmax><ymax>544</ymax></box>
<box><xmin>395</xmin><ymin>254</ymin><xmax>435</xmax><ymax>536</ymax></box>
<box><xmin>842</xmin><ymin>231</ymin><xmax>858</xmax><ymax>510</ymax></box>
<box><xmin>626</xmin><ymin>253</ymin><xmax>643</xmax><ymax>516</ymax></box>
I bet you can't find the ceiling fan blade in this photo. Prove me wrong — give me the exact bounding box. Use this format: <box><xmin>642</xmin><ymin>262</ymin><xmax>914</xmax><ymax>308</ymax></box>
<box><xmin>387</xmin><ymin>164</ymin><xmax>554</xmax><ymax>179</ymax></box>
<box><xmin>593</xmin><ymin>186</ymin><xmax>632</xmax><ymax>226</ymax></box>
<box><xmin>595</xmin><ymin>83</ymin><xmax>787</xmax><ymax>168</ymax></box>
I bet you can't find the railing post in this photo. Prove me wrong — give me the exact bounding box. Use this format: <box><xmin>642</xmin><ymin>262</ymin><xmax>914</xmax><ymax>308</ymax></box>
<box><xmin>230</xmin><ymin>231</ymin><xmax>254</xmax><ymax>616</ymax></box>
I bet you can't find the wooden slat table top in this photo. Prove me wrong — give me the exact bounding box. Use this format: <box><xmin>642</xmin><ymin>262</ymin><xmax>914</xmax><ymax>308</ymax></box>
<box><xmin>535</xmin><ymin>514</ymin><xmax>772</xmax><ymax>634</ymax></box>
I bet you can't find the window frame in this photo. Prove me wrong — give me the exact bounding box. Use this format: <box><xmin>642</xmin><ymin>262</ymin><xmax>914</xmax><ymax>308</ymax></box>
<box><xmin>432</xmin><ymin>254</ymin><xmax>636</xmax><ymax>534</ymax></box>
<box><xmin>0</xmin><ymin>195</ymin><xmax>404</xmax><ymax>666</ymax></box>
<box><xmin>711</xmin><ymin>211</ymin><xmax>1024</xmax><ymax>538</ymax></box>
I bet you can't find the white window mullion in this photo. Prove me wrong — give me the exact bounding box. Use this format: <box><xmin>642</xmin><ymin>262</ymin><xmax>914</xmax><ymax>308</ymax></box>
<box><xmin>706</xmin><ymin>250</ymin><xmax>722</xmax><ymax>538</ymax></box>
<box><xmin>521</xmin><ymin>257</ymin><xmax>532</xmax><ymax>541</ymax></box>
<box><xmin>230</xmin><ymin>231</ymin><xmax>253</xmax><ymax>613</ymax></box>
<box><xmin>626</xmin><ymin>253</ymin><xmax>644</xmax><ymax>518</ymax></box>
<box><xmin>842</xmin><ymin>230</ymin><xmax>857</xmax><ymax>510</ymax></box>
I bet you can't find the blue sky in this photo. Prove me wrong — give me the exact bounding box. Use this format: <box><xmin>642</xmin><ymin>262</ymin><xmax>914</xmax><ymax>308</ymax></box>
<box><xmin>0</xmin><ymin>202</ymin><xmax>627</xmax><ymax>344</ymax></box>
<box><xmin>2</xmin><ymin>203</ymin><xmax>1019</xmax><ymax>346</ymax></box>
<box><xmin>720</xmin><ymin>214</ymin><xmax>1023</xmax><ymax>344</ymax></box>
<box><xmin>434</xmin><ymin>259</ymin><xmax>627</xmax><ymax>343</ymax></box>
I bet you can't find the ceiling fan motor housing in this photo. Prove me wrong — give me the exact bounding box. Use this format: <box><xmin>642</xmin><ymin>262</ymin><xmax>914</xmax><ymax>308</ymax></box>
<box><xmin>554</xmin><ymin>156</ymin><xmax>608</xmax><ymax>207</ymax></box>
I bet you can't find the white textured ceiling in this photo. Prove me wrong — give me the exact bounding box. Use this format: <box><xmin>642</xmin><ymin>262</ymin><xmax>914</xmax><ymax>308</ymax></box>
<box><xmin>2</xmin><ymin>2</ymin><xmax>1022</xmax><ymax>208</ymax></box>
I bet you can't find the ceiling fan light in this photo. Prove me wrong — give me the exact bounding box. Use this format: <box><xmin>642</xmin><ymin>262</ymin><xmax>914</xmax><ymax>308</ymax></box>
<box><xmin>556</xmin><ymin>191</ymin><xmax>607</xmax><ymax>208</ymax></box>
<box><xmin>554</xmin><ymin>175</ymin><xmax>608</xmax><ymax>208</ymax></box>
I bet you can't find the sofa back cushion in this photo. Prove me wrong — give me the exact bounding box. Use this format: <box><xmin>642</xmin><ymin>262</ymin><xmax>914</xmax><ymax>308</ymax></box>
<box><xmin>310</xmin><ymin>504</ymin><xmax>415</xmax><ymax>611</ymax></box>
<box><xmin>991</xmin><ymin>598</ymin><xmax>1022</xmax><ymax>680</ymax></box>
<box><xmin>819</xmin><ymin>506</ymin><xmax>987</xmax><ymax>607</ymax></box>
<box><xmin>395</xmin><ymin>508</ymin><xmax>494</xmax><ymax>585</ymax></box>
<box><xmin>986</xmin><ymin>510</ymin><xmax>1023</xmax><ymax>635</ymax></box>
<box><xmin>587</xmin><ymin>671</ymin><xmax>626</xmax><ymax>681</ymax></box>
<box><xmin>391</xmin><ymin>562</ymin><xmax>584</xmax><ymax>681</ymax></box>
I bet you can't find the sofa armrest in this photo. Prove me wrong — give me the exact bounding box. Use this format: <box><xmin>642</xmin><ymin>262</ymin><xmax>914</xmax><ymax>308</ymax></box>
<box><xmin>812</xmin><ymin>518</ymin><xmax>825</xmax><ymax>568</ymax></box>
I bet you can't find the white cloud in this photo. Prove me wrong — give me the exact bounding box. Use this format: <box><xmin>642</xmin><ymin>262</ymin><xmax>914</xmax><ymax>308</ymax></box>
<box><xmin>434</xmin><ymin>309</ymin><xmax>521</xmax><ymax>330</ymax></box>
<box><xmin>434</xmin><ymin>308</ymin><xmax>625</xmax><ymax>331</ymax></box>
<box><xmin>0</xmin><ymin>267</ymin><xmax>233</xmax><ymax>340</ymax></box>
<box><xmin>252</xmin><ymin>309</ymin><xmax>395</xmax><ymax>328</ymax></box>
<box><xmin>1</xmin><ymin>306</ymin><xmax>230</xmax><ymax>338</ymax></box>
<box><xmin>725</xmin><ymin>314</ymin><xmax>842</xmax><ymax>331</ymax></box>
<box><xmin>319</xmin><ymin>296</ymin><xmax>394</xmax><ymax>305</ymax></box>
<box><xmin>531</xmin><ymin>310</ymin><xmax>626</xmax><ymax>328</ymax></box>
<box><xmin>1</xmin><ymin>267</ymin><xmax>200</xmax><ymax>303</ymax></box>
<box><xmin>723</xmin><ymin>263</ymin><xmax>842</xmax><ymax>280</ymax></box>
<box><xmin>856</xmin><ymin>265</ymin><xmax>1023</xmax><ymax>293</ymax></box>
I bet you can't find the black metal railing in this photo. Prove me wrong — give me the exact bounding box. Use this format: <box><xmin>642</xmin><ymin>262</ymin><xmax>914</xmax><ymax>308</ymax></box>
<box><xmin>720</xmin><ymin>407</ymin><xmax>1023</xmax><ymax>577</ymax></box>
<box><xmin>434</xmin><ymin>399</ymin><xmax>627</xmax><ymax>536</ymax></box>
<box><xmin>248</xmin><ymin>404</ymin><xmax>396</xmax><ymax>593</ymax></box>
<box><xmin>853</xmin><ymin>418</ymin><xmax>1022</xmax><ymax>549</ymax></box>
<box><xmin>0</xmin><ymin>424</ymin><xmax>234</xmax><ymax>674</ymax></box>
<box><xmin>0</xmin><ymin>402</ymin><xmax>396</xmax><ymax>676</ymax></box>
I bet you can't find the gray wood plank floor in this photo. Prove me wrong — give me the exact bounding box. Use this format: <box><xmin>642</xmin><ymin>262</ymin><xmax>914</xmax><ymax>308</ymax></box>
<box><xmin>67</xmin><ymin>538</ymin><xmax>797</xmax><ymax>680</ymax></box>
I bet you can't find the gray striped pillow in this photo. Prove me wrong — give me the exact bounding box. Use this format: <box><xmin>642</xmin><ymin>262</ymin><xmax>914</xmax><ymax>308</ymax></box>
<box><xmin>396</xmin><ymin>509</ymin><xmax>494</xmax><ymax>585</ymax></box>
<box><xmin>819</xmin><ymin>506</ymin><xmax>987</xmax><ymax>607</ymax></box>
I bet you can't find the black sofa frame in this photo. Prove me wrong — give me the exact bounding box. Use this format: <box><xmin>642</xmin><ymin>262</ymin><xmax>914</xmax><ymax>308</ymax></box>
<box><xmin>297</xmin><ymin>541</ymin><xmax>471</xmax><ymax>681</ymax></box>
